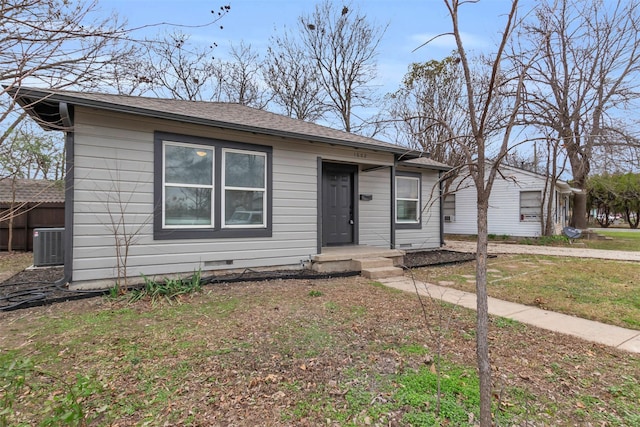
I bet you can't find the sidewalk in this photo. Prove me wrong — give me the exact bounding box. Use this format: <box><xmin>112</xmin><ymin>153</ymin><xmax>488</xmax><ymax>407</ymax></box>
<box><xmin>379</xmin><ymin>275</ymin><xmax>640</xmax><ymax>354</ymax></box>
<box><xmin>444</xmin><ymin>240</ymin><xmax>640</xmax><ymax>261</ymax></box>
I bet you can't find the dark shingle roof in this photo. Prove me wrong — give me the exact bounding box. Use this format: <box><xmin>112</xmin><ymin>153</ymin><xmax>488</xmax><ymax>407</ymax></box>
<box><xmin>11</xmin><ymin>87</ymin><xmax>424</xmax><ymax>158</ymax></box>
<box><xmin>0</xmin><ymin>179</ymin><xmax>64</xmax><ymax>204</ymax></box>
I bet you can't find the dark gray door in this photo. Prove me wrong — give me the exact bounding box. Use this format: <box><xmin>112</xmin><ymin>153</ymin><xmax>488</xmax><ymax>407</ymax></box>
<box><xmin>322</xmin><ymin>163</ymin><xmax>355</xmax><ymax>245</ymax></box>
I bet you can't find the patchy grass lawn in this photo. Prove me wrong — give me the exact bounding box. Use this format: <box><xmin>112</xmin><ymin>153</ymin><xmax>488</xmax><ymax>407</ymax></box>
<box><xmin>0</xmin><ymin>251</ymin><xmax>33</xmax><ymax>283</ymax></box>
<box><xmin>1</xmin><ymin>276</ymin><xmax>639</xmax><ymax>426</ymax></box>
<box><xmin>585</xmin><ymin>230</ymin><xmax>640</xmax><ymax>251</ymax></box>
<box><xmin>413</xmin><ymin>255</ymin><xmax>640</xmax><ymax>329</ymax></box>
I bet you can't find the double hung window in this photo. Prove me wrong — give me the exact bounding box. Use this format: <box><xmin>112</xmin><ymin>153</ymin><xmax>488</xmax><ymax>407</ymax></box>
<box><xmin>154</xmin><ymin>132</ymin><xmax>272</xmax><ymax>239</ymax></box>
<box><xmin>443</xmin><ymin>194</ymin><xmax>455</xmax><ymax>222</ymax></box>
<box><xmin>520</xmin><ymin>191</ymin><xmax>541</xmax><ymax>222</ymax></box>
<box><xmin>395</xmin><ymin>173</ymin><xmax>421</xmax><ymax>228</ymax></box>
<box><xmin>223</xmin><ymin>149</ymin><xmax>267</xmax><ymax>227</ymax></box>
<box><xmin>163</xmin><ymin>143</ymin><xmax>214</xmax><ymax>227</ymax></box>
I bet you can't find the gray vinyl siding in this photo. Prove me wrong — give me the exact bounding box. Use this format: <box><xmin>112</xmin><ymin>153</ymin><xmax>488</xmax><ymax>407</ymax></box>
<box><xmin>444</xmin><ymin>166</ymin><xmax>560</xmax><ymax>237</ymax></box>
<box><xmin>358</xmin><ymin>167</ymin><xmax>392</xmax><ymax>248</ymax></box>
<box><xmin>395</xmin><ymin>168</ymin><xmax>442</xmax><ymax>250</ymax></box>
<box><xmin>70</xmin><ymin>107</ymin><xmax>396</xmax><ymax>283</ymax></box>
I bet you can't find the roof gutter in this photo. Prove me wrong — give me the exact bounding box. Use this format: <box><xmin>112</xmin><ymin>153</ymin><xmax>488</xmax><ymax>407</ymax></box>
<box><xmin>55</xmin><ymin>101</ymin><xmax>73</xmax><ymax>287</ymax></box>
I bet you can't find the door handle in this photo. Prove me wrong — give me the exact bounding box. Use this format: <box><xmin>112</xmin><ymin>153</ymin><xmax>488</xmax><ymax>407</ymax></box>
<box><xmin>349</xmin><ymin>219</ymin><xmax>354</xmax><ymax>225</ymax></box>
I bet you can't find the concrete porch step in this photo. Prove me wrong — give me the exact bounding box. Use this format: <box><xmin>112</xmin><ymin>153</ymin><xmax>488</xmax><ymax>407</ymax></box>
<box><xmin>311</xmin><ymin>247</ymin><xmax>404</xmax><ymax>274</ymax></box>
<box><xmin>361</xmin><ymin>266</ymin><xmax>405</xmax><ymax>279</ymax></box>
<box><xmin>351</xmin><ymin>257</ymin><xmax>394</xmax><ymax>270</ymax></box>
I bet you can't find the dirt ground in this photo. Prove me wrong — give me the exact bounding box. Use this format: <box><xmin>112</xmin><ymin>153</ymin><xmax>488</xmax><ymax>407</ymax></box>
<box><xmin>1</xmin><ymin>271</ymin><xmax>638</xmax><ymax>426</ymax></box>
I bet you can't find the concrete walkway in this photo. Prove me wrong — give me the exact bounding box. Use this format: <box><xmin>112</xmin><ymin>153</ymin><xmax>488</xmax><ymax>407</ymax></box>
<box><xmin>379</xmin><ymin>275</ymin><xmax>640</xmax><ymax>353</ymax></box>
<box><xmin>444</xmin><ymin>240</ymin><xmax>640</xmax><ymax>261</ymax></box>
<box><xmin>384</xmin><ymin>240</ymin><xmax>640</xmax><ymax>353</ymax></box>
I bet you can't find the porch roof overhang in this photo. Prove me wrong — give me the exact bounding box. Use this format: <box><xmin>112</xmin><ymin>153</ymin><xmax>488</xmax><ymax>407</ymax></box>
<box><xmin>398</xmin><ymin>156</ymin><xmax>451</xmax><ymax>171</ymax></box>
<box><xmin>556</xmin><ymin>181</ymin><xmax>580</xmax><ymax>194</ymax></box>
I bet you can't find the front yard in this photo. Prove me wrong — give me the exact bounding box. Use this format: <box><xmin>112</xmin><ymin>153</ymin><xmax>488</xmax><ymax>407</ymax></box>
<box><xmin>411</xmin><ymin>254</ymin><xmax>640</xmax><ymax>330</ymax></box>
<box><xmin>1</xmin><ymin>272</ymin><xmax>639</xmax><ymax>426</ymax></box>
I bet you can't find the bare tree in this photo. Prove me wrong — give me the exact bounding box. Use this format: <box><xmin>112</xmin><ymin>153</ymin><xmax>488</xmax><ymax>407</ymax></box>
<box><xmin>220</xmin><ymin>41</ymin><xmax>271</xmax><ymax>108</ymax></box>
<box><xmin>299</xmin><ymin>1</ymin><xmax>385</xmax><ymax>133</ymax></box>
<box><xmin>0</xmin><ymin>122</ymin><xmax>64</xmax><ymax>251</ymax></box>
<box><xmin>521</xmin><ymin>0</ymin><xmax>640</xmax><ymax>229</ymax></box>
<box><xmin>100</xmin><ymin>165</ymin><xmax>152</xmax><ymax>294</ymax></box>
<box><xmin>264</xmin><ymin>29</ymin><xmax>327</xmax><ymax>121</ymax></box>
<box><xmin>386</xmin><ymin>57</ymin><xmax>474</xmax><ymax>174</ymax></box>
<box><xmin>0</xmin><ymin>123</ymin><xmax>64</xmax><ymax>181</ymax></box>
<box><xmin>136</xmin><ymin>31</ymin><xmax>220</xmax><ymax>101</ymax></box>
<box><xmin>0</xmin><ymin>0</ymin><xmax>136</xmax><ymax>137</ymax></box>
<box><xmin>438</xmin><ymin>1</ymin><xmax>529</xmax><ymax>424</ymax></box>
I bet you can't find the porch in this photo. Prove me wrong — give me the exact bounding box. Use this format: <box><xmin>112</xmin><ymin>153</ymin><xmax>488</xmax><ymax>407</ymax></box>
<box><xmin>311</xmin><ymin>245</ymin><xmax>405</xmax><ymax>279</ymax></box>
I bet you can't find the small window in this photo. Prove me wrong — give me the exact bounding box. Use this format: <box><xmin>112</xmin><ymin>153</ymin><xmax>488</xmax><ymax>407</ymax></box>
<box><xmin>443</xmin><ymin>194</ymin><xmax>455</xmax><ymax>222</ymax></box>
<box><xmin>396</xmin><ymin>175</ymin><xmax>420</xmax><ymax>225</ymax></box>
<box><xmin>520</xmin><ymin>191</ymin><xmax>541</xmax><ymax>222</ymax></box>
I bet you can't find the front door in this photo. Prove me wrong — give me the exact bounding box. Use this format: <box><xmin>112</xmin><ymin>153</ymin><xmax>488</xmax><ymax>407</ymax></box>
<box><xmin>322</xmin><ymin>163</ymin><xmax>356</xmax><ymax>245</ymax></box>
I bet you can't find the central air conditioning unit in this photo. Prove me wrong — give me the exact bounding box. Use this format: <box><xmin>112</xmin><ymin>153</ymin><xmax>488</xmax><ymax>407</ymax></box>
<box><xmin>444</xmin><ymin>215</ymin><xmax>454</xmax><ymax>222</ymax></box>
<box><xmin>33</xmin><ymin>228</ymin><xmax>64</xmax><ymax>267</ymax></box>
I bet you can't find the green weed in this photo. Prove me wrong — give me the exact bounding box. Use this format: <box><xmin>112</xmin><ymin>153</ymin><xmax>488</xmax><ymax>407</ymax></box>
<box><xmin>131</xmin><ymin>270</ymin><xmax>202</xmax><ymax>303</ymax></box>
<box><xmin>0</xmin><ymin>354</ymin><xmax>32</xmax><ymax>427</ymax></box>
<box><xmin>492</xmin><ymin>316</ymin><xmax>524</xmax><ymax>329</ymax></box>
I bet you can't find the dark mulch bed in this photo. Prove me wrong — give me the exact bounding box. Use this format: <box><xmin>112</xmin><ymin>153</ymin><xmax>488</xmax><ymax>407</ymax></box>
<box><xmin>403</xmin><ymin>249</ymin><xmax>476</xmax><ymax>268</ymax></box>
<box><xmin>0</xmin><ymin>250</ymin><xmax>475</xmax><ymax>311</ymax></box>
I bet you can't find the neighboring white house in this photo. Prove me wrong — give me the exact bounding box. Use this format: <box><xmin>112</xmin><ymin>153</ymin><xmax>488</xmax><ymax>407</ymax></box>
<box><xmin>13</xmin><ymin>87</ymin><xmax>450</xmax><ymax>287</ymax></box>
<box><xmin>443</xmin><ymin>163</ymin><xmax>573</xmax><ymax>237</ymax></box>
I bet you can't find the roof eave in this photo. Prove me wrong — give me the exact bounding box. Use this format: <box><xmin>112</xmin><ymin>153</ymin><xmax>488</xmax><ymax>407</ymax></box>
<box><xmin>10</xmin><ymin>87</ymin><xmax>420</xmax><ymax>157</ymax></box>
<box><xmin>397</xmin><ymin>160</ymin><xmax>452</xmax><ymax>172</ymax></box>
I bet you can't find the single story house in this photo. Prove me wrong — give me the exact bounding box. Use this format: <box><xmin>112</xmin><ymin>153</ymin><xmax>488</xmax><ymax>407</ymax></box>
<box><xmin>11</xmin><ymin>87</ymin><xmax>449</xmax><ymax>288</ymax></box>
<box><xmin>0</xmin><ymin>179</ymin><xmax>65</xmax><ymax>251</ymax></box>
<box><xmin>443</xmin><ymin>163</ymin><xmax>573</xmax><ymax>237</ymax></box>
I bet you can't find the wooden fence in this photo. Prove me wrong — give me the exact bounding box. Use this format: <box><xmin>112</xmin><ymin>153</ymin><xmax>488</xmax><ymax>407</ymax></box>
<box><xmin>0</xmin><ymin>203</ymin><xmax>65</xmax><ymax>251</ymax></box>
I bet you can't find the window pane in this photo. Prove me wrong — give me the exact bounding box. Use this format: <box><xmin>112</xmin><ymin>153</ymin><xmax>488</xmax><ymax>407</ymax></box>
<box><xmin>165</xmin><ymin>187</ymin><xmax>212</xmax><ymax>225</ymax></box>
<box><xmin>165</xmin><ymin>145</ymin><xmax>213</xmax><ymax>185</ymax></box>
<box><xmin>443</xmin><ymin>194</ymin><xmax>455</xmax><ymax>217</ymax></box>
<box><xmin>397</xmin><ymin>177</ymin><xmax>418</xmax><ymax>199</ymax></box>
<box><xmin>225</xmin><ymin>190</ymin><xmax>264</xmax><ymax>225</ymax></box>
<box><xmin>397</xmin><ymin>200</ymin><xmax>418</xmax><ymax>222</ymax></box>
<box><xmin>225</xmin><ymin>152</ymin><xmax>265</xmax><ymax>188</ymax></box>
<box><xmin>520</xmin><ymin>191</ymin><xmax>541</xmax><ymax>221</ymax></box>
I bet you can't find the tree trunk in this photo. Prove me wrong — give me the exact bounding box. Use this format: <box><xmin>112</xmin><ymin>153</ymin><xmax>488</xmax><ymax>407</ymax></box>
<box><xmin>476</xmin><ymin>193</ymin><xmax>492</xmax><ymax>426</ymax></box>
<box><xmin>573</xmin><ymin>191</ymin><xmax>588</xmax><ymax>229</ymax></box>
<box><xmin>8</xmin><ymin>177</ymin><xmax>17</xmax><ymax>253</ymax></box>
<box><xmin>8</xmin><ymin>214</ymin><xmax>14</xmax><ymax>253</ymax></box>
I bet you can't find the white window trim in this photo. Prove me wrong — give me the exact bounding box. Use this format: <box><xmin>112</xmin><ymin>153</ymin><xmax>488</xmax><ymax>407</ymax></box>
<box><xmin>222</xmin><ymin>148</ymin><xmax>268</xmax><ymax>229</ymax></box>
<box><xmin>520</xmin><ymin>190</ymin><xmax>542</xmax><ymax>222</ymax></box>
<box><xmin>443</xmin><ymin>194</ymin><xmax>456</xmax><ymax>222</ymax></box>
<box><xmin>396</xmin><ymin>175</ymin><xmax>420</xmax><ymax>223</ymax></box>
<box><xmin>162</xmin><ymin>141</ymin><xmax>215</xmax><ymax>229</ymax></box>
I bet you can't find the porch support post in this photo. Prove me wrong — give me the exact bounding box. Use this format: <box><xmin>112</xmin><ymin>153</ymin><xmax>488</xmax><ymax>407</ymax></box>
<box><xmin>390</xmin><ymin>162</ymin><xmax>396</xmax><ymax>249</ymax></box>
<box><xmin>439</xmin><ymin>170</ymin><xmax>445</xmax><ymax>246</ymax></box>
<box><xmin>316</xmin><ymin>156</ymin><xmax>323</xmax><ymax>254</ymax></box>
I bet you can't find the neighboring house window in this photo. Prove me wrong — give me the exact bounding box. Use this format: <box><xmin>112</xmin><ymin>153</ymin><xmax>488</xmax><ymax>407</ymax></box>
<box><xmin>396</xmin><ymin>173</ymin><xmax>421</xmax><ymax>229</ymax></box>
<box><xmin>154</xmin><ymin>132</ymin><xmax>272</xmax><ymax>240</ymax></box>
<box><xmin>443</xmin><ymin>194</ymin><xmax>455</xmax><ymax>222</ymax></box>
<box><xmin>520</xmin><ymin>191</ymin><xmax>541</xmax><ymax>222</ymax></box>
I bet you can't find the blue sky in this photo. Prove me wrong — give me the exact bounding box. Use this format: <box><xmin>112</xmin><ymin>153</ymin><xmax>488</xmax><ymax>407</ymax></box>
<box><xmin>105</xmin><ymin>0</ymin><xmax>528</xmax><ymax>96</ymax></box>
